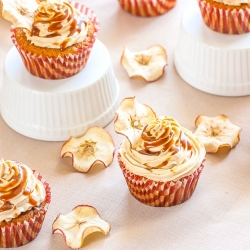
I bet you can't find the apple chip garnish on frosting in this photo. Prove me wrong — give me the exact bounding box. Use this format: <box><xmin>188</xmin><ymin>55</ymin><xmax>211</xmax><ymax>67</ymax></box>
<box><xmin>121</xmin><ymin>45</ymin><xmax>167</xmax><ymax>82</ymax></box>
<box><xmin>61</xmin><ymin>126</ymin><xmax>115</xmax><ymax>173</ymax></box>
<box><xmin>52</xmin><ymin>205</ymin><xmax>111</xmax><ymax>249</ymax></box>
<box><xmin>194</xmin><ymin>114</ymin><xmax>241</xmax><ymax>153</ymax></box>
<box><xmin>1</xmin><ymin>0</ymin><xmax>41</xmax><ymax>27</ymax></box>
<box><xmin>114</xmin><ymin>97</ymin><xmax>156</xmax><ymax>148</ymax></box>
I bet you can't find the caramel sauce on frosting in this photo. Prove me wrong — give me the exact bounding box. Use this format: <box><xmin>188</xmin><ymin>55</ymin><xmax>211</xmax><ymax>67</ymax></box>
<box><xmin>1</xmin><ymin>0</ymin><xmax>89</xmax><ymax>49</ymax></box>
<box><xmin>27</xmin><ymin>1</ymin><xmax>89</xmax><ymax>49</ymax></box>
<box><xmin>119</xmin><ymin>116</ymin><xmax>205</xmax><ymax>182</ymax></box>
<box><xmin>140</xmin><ymin>117</ymin><xmax>193</xmax><ymax>156</ymax></box>
<box><xmin>0</xmin><ymin>160</ymin><xmax>46</xmax><ymax>222</ymax></box>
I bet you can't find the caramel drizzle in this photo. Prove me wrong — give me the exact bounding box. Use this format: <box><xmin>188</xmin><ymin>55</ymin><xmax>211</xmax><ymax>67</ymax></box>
<box><xmin>141</xmin><ymin>125</ymin><xmax>171</xmax><ymax>142</ymax></box>
<box><xmin>29</xmin><ymin>195</ymin><xmax>38</xmax><ymax>206</ymax></box>
<box><xmin>0</xmin><ymin>201</ymin><xmax>14</xmax><ymax>212</ymax></box>
<box><xmin>0</xmin><ymin>166</ymin><xmax>26</xmax><ymax>198</ymax></box>
<box><xmin>0</xmin><ymin>165</ymin><xmax>20</xmax><ymax>192</ymax></box>
<box><xmin>0</xmin><ymin>166</ymin><xmax>38</xmax><ymax>212</ymax></box>
<box><xmin>31</xmin><ymin>2</ymin><xmax>88</xmax><ymax>49</ymax></box>
<box><xmin>141</xmin><ymin>130</ymin><xmax>193</xmax><ymax>155</ymax></box>
<box><xmin>140</xmin><ymin>132</ymin><xmax>193</xmax><ymax>169</ymax></box>
<box><xmin>152</xmin><ymin>159</ymin><xmax>170</xmax><ymax>169</ymax></box>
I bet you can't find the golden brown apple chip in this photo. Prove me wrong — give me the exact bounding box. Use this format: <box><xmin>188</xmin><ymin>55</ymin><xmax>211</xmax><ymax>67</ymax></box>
<box><xmin>61</xmin><ymin>126</ymin><xmax>115</xmax><ymax>173</ymax></box>
<box><xmin>194</xmin><ymin>115</ymin><xmax>241</xmax><ymax>153</ymax></box>
<box><xmin>52</xmin><ymin>205</ymin><xmax>111</xmax><ymax>249</ymax></box>
<box><xmin>114</xmin><ymin>97</ymin><xmax>156</xmax><ymax>148</ymax></box>
<box><xmin>121</xmin><ymin>45</ymin><xmax>167</xmax><ymax>82</ymax></box>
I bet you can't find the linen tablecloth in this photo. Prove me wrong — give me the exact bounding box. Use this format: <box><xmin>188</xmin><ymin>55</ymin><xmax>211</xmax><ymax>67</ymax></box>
<box><xmin>1</xmin><ymin>0</ymin><xmax>250</xmax><ymax>249</ymax></box>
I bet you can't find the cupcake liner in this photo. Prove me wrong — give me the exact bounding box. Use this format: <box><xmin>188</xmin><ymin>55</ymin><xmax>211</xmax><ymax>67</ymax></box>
<box><xmin>11</xmin><ymin>2</ymin><xmax>100</xmax><ymax>79</ymax></box>
<box><xmin>118</xmin><ymin>0</ymin><xmax>176</xmax><ymax>17</ymax></box>
<box><xmin>198</xmin><ymin>0</ymin><xmax>250</xmax><ymax>34</ymax></box>
<box><xmin>118</xmin><ymin>153</ymin><xmax>204</xmax><ymax>207</ymax></box>
<box><xmin>0</xmin><ymin>172</ymin><xmax>51</xmax><ymax>248</ymax></box>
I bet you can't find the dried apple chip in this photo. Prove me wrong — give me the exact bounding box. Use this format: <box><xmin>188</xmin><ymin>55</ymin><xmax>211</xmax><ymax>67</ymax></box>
<box><xmin>194</xmin><ymin>114</ymin><xmax>241</xmax><ymax>153</ymax></box>
<box><xmin>114</xmin><ymin>97</ymin><xmax>156</xmax><ymax>148</ymax></box>
<box><xmin>52</xmin><ymin>205</ymin><xmax>111</xmax><ymax>249</ymax></box>
<box><xmin>121</xmin><ymin>45</ymin><xmax>167</xmax><ymax>82</ymax></box>
<box><xmin>61</xmin><ymin>126</ymin><xmax>115</xmax><ymax>172</ymax></box>
<box><xmin>1</xmin><ymin>0</ymin><xmax>39</xmax><ymax>26</ymax></box>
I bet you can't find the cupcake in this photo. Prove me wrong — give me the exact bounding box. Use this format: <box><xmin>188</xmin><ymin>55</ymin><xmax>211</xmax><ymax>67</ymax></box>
<box><xmin>114</xmin><ymin>97</ymin><xmax>206</xmax><ymax>207</ymax></box>
<box><xmin>1</xmin><ymin>0</ymin><xmax>99</xmax><ymax>79</ymax></box>
<box><xmin>0</xmin><ymin>159</ymin><xmax>51</xmax><ymax>248</ymax></box>
<box><xmin>198</xmin><ymin>0</ymin><xmax>250</xmax><ymax>34</ymax></box>
<box><xmin>118</xmin><ymin>0</ymin><xmax>176</xmax><ymax>17</ymax></box>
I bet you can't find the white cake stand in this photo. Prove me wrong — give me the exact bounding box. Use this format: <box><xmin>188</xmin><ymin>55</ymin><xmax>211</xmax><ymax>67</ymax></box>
<box><xmin>174</xmin><ymin>0</ymin><xmax>250</xmax><ymax>96</ymax></box>
<box><xmin>0</xmin><ymin>40</ymin><xmax>120</xmax><ymax>141</ymax></box>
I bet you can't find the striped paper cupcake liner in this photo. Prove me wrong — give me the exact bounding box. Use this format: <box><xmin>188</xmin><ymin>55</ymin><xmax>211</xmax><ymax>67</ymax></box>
<box><xmin>198</xmin><ymin>0</ymin><xmax>250</xmax><ymax>34</ymax></box>
<box><xmin>0</xmin><ymin>172</ymin><xmax>51</xmax><ymax>248</ymax></box>
<box><xmin>118</xmin><ymin>0</ymin><xmax>176</xmax><ymax>17</ymax></box>
<box><xmin>118</xmin><ymin>153</ymin><xmax>204</xmax><ymax>207</ymax></box>
<box><xmin>11</xmin><ymin>2</ymin><xmax>100</xmax><ymax>79</ymax></box>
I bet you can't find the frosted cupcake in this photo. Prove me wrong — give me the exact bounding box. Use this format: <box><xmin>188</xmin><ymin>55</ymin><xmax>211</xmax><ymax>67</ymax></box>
<box><xmin>0</xmin><ymin>159</ymin><xmax>51</xmax><ymax>248</ymax></box>
<box><xmin>198</xmin><ymin>0</ymin><xmax>250</xmax><ymax>34</ymax></box>
<box><xmin>1</xmin><ymin>0</ymin><xmax>99</xmax><ymax>79</ymax></box>
<box><xmin>118</xmin><ymin>0</ymin><xmax>176</xmax><ymax>17</ymax></box>
<box><xmin>114</xmin><ymin>97</ymin><xmax>206</xmax><ymax>207</ymax></box>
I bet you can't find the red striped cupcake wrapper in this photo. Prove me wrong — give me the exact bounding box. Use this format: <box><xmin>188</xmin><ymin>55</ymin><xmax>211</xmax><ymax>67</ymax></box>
<box><xmin>198</xmin><ymin>0</ymin><xmax>250</xmax><ymax>34</ymax></box>
<box><xmin>11</xmin><ymin>3</ymin><xmax>100</xmax><ymax>79</ymax></box>
<box><xmin>118</xmin><ymin>0</ymin><xmax>176</xmax><ymax>17</ymax></box>
<box><xmin>0</xmin><ymin>172</ymin><xmax>51</xmax><ymax>248</ymax></box>
<box><xmin>118</xmin><ymin>154</ymin><xmax>204</xmax><ymax>207</ymax></box>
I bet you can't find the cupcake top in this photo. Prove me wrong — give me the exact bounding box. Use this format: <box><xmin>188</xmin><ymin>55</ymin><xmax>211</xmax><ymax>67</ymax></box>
<box><xmin>1</xmin><ymin>0</ymin><xmax>89</xmax><ymax>49</ymax></box>
<box><xmin>0</xmin><ymin>159</ymin><xmax>46</xmax><ymax>222</ymax></box>
<box><xmin>114</xmin><ymin>97</ymin><xmax>206</xmax><ymax>182</ymax></box>
<box><xmin>213</xmin><ymin>0</ymin><xmax>250</xmax><ymax>5</ymax></box>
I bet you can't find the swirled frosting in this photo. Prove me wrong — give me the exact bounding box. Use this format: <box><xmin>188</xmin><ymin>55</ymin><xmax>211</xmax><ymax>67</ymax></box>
<box><xmin>0</xmin><ymin>159</ymin><xmax>46</xmax><ymax>222</ymax></box>
<box><xmin>119</xmin><ymin>116</ymin><xmax>205</xmax><ymax>182</ymax></box>
<box><xmin>213</xmin><ymin>0</ymin><xmax>250</xmax><ymax>5</ymax></box>
<box><xmin>25</xmin><ymin>1</ymin><xmax>89</xmax><ymax>49</ymax></box>
<box><xmin>1</xmin><ymin>0</ymin><xmax>89</xmax><ymax>49</ymax></box>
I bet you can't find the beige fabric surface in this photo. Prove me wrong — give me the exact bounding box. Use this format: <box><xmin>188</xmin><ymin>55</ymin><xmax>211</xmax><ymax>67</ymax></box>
<box><xmin>1</xmin><ymin>0</ymin><xmax>250</xmax><ymax>249</ymax></box>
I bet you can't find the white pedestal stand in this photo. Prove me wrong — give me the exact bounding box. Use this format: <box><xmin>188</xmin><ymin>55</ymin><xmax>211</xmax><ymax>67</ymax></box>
<box><xmin>0</xmin><ymin>40</ymin><xmax>119</xmax><ymax>141</ymax></box>
<box><xmin>174</xmin><ymin>0</ymin><xmax>250</xmax><ymax>96</ymax></box>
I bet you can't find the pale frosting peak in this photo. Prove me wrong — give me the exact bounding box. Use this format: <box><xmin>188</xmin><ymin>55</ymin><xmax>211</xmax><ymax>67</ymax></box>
<box><xmin>138</xmin><ymin>116</ymin><xmax>183</xmax><ymax>155</ymax></box>
<box><xmin>0</xmin><ymin>159</ymin><xmax>46</xmax><ymax>222</ymax></box>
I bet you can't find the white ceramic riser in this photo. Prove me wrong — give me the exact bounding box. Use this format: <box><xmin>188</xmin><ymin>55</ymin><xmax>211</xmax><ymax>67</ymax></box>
<box><xmin>0</xmin><ymin>40</ymin><xmax>120</xmax><ymax>141</ymax></box>
<box><xmin>1</xmin><ymin>65</ymin><xmax>117</xmax><ymax>129</ymax></box>
<box><xmin>174</xmin><ymin>0</ymin><xmax>250</xmax><ymax>96</ymax></box>
<box><xmin>176</xmin><ymin>29</ymin><xmax>250</xmax><ymax>86</ymax></box>
<box><xmin>1</xmin><ymin>96</ymin><xmax>119</xmax><ymax>140</ymax></box>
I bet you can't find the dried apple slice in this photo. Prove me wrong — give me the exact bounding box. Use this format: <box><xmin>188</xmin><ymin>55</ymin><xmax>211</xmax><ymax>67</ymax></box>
<box><xmin>114</xmin><ymin>97</ymin><xmax>156</xmax><ymax>148</ymax></box>
<box><xmin>194</xmin><ymin>114</ymin><xmax>241</xmax><ymax>153</ymax></box>
<box><xmin>1</xmin><ymin>0</ymin><xmax>39</xmax><ymax>27</ymax></box>
<box><xmin>61</xmin><ymin>126</ymin><xmax>115</xmax><ymax>172</ymax></box>
<box><xmin>121</xmin><ymin>45</ymin><xmax>167</xmax><ymax>82</ymax></box>
<box><xmin>52</xmin><ymin>205</ymin><xmax>111</xmax><ymax>249</ymax></box>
